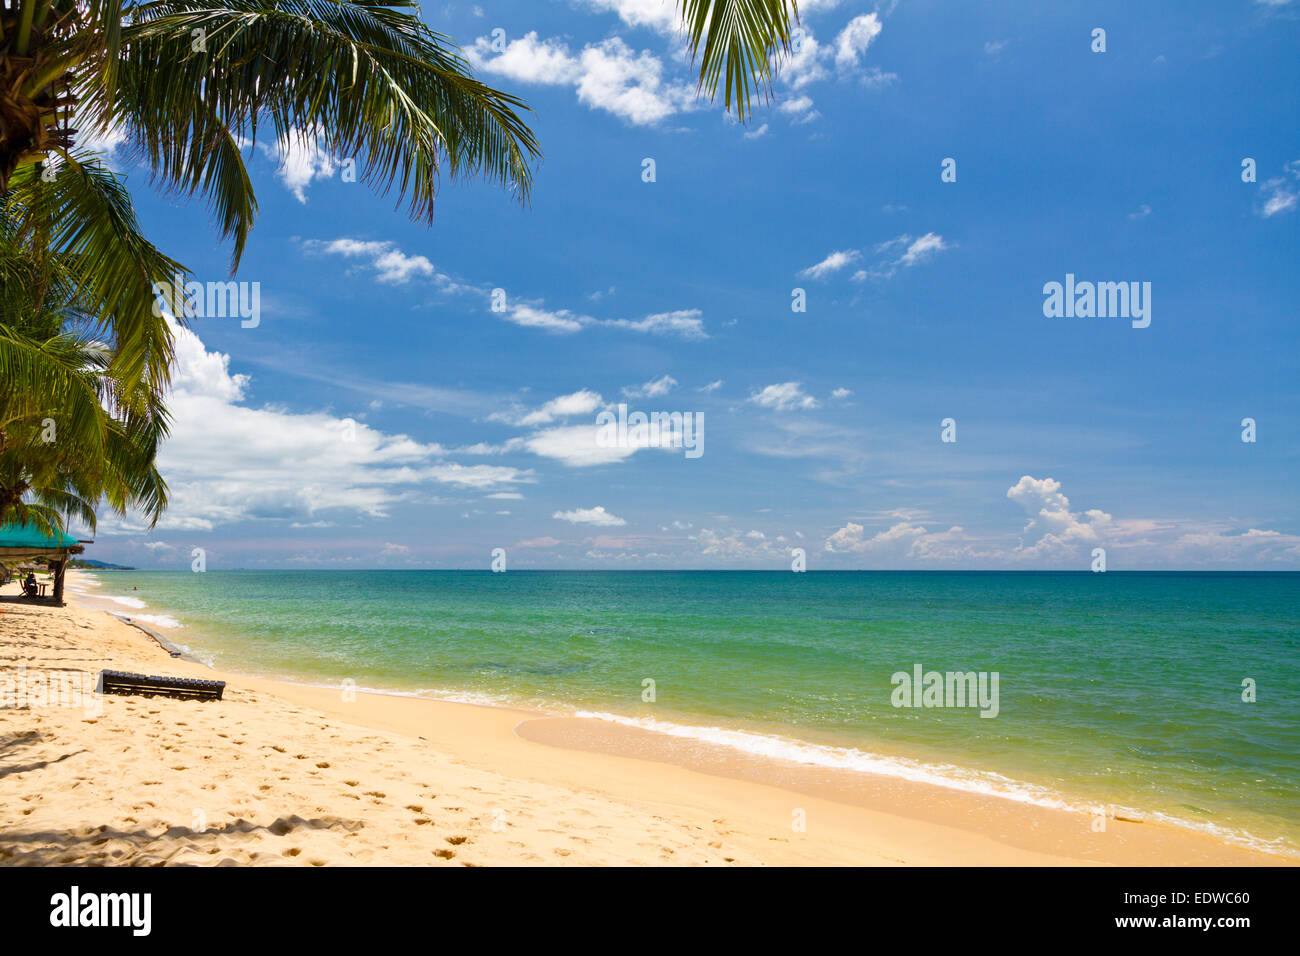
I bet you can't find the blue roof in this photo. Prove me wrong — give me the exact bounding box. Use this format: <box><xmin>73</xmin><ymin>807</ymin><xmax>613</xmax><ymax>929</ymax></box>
<box><xmin>0</xmin><ymin>522</ymin><xmax>82</xmax><ymax>550</ymax></box>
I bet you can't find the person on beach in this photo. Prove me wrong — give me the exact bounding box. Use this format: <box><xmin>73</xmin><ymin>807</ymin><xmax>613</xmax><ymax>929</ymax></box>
<box><xmin>22</xmin><ymin>573</ymin><xmax>38</xmax><ymax>597</ymax></box>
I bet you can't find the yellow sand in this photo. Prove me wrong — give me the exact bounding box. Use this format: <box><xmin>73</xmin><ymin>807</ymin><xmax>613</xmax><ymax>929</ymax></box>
<box><xmin>0</xmin><ymin>574</ymin><xmax>1289</xmax><ymax>866</ymax></box>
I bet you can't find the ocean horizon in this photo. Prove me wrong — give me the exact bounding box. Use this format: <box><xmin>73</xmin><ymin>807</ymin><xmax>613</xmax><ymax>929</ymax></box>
<box><xmin>70</xmin><ymin>568</ymin><xmax>1300</xmax><ymax>859</ymax></box>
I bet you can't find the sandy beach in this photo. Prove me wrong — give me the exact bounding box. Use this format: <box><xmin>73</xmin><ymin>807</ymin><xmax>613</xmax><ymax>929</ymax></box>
<box><xmin>0</xmin><ymin>573</ymin><xmax>1289</xmax><ymax>867</ymax></box>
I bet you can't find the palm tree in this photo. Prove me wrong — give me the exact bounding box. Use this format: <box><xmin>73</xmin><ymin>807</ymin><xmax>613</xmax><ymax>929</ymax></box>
<box><xmin>0</xmin><ymin>323</ymin><xmax>169</xmax><ymax>534</ymax></box>
<box><xmin>0</xmin><ymin>219</ymin><xmax>168</xmax><ymax>534</ymax></box>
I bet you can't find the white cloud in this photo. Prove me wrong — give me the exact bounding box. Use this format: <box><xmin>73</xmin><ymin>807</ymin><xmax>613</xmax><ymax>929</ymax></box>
<box><xmin>1258</xmin><ymin>160</ymin><xmax>1300</xmax><ymax>217</ymax></box>
<box><xmin>516</xmin><ymin>389</ymin><xmax>606</xmax><ymax>426</ymax></box>
<box><xmin>798</xmin><ymin>249</ymin><xmax>860</xmax><ymax>279</ymax></box>
<box><xmin>623</xmin><ymin>374</ymin><xmax>677</xmax><ymax>398</ymax></box>
<box><xmin>497</xmin><ymin>302</ymin><xmax>706</xmax><ymax>339</ymax></box>
<box><xmin>897</xmin><ymin>232</ymin><xmax>950</xmax><ymax>267</ymax></box>
<box><xmin>523</xmin><ymin>425</ymin><xmax>640</xmax><ymax>467</ymax></box>
<box><xmin>852</xmin><ymin>232</ymin><xmax>952</xmax><ymax>280</ymax></box>
<box><xmin>466</xmin><ymin>31</ymin><xmax>579</xmax><ymax>84</ymax></box>
<box><xmin>96</xmin><ymin>320</ymin><xmax>533</xmax><ymax>535</ymax></box>
<box><xmin>261</xmin><ymin>131</ymin><xmax>337</xmax><ymax>202</ymax></box>
<box><xmin>835</xmin><ymin>14</ymin><xmax>883</xmax><ymax>69</ymax></box>
<box><xmin>749</xmin><ymin>382</ymin><xmax>819</xmax><ymax>411</ymax></box>
<box><xmin>303</xmin><ymin>238</ymin><xmax>437</xmax><ymax>285</ymax></box>
<box><xmin>743</xmin><ymin>123</ymin><xmax>770</xmax><ymax>140</ymax></box>
<box><xmin>698</xmin><ymin>380</ymin><xmax>724</xmax><ymax>393</ymax></box>
<box><xmin>573</xmin><ymin>0</ymin><xmax>679</xmax><ymax>33</ymax></box>
<box><xmin>469</xmin><ymin>32</ymin><xmax>694</xmax><ymax>125</ymax></box>
<box><xmin>984</xmin><ymin>39</ymin><xmax>1008</xmax><ymax>56</ymax></box>
<box><xmin>604</xmin><ymin>309</ymin><xmax>708</xmax><ymax>340</ymax></box>
<box><xmin>831</xmin><ymin>387</ymin><xmax>852</xmax><ymax>399</ymax></box>
<box><xmin>778</xmin><ymin>94</ymin><xmax>820</xmax><ymax>124</ymax></box>
<box><xmin>780</xmin><ymin>31</ymin><xmax>830</xmax><ymax>89</ymax></box>
<box><xmin>1006</xmin><ymin>475</ymin><xmax>1111</xmax><ymax>558</ymax></box>
<box><xmin>826</xmin><ymin>521</ymin><xmax>926</xmax><ymax>553</ymax></box>
<box><xmin>693</xmin><ymin>527</ymin><xmax>788</xmax><ymax>562</ymax></box>
<box><xmin>505</xmin><ymin>304</ymin><xmax>588</xmax><ymax>333</ymax></box>
<box><xmin>553</xmin><ymin>505</ymin><xmax>627</xmax><ymax>527</ymax></box>
<box><xmin>776</xmin><ymin>15</ymin><xmax>892</xmax><ymax>94</ymax></box>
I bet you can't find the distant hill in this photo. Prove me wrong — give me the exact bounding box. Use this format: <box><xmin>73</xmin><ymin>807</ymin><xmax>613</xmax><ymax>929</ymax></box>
<box><xmin>69</xmin><ymin>559</ymin><xmax>136</xmax><ymax>570</ymax></box>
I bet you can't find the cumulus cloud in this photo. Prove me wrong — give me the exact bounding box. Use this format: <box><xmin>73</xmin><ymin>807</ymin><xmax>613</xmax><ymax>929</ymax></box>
<box><xmin>851</xmin><ymin>232</ymin><xmax>952</xmax><ymax>280</ymax></box>
<box><xmin>835</xmin><ymin>14</ymin><xmax>884</xmax><ymax>69</ymax></box>
<box><xmin>821</xmin><ymin>477</ymin><xmax>1300</xmax><ymax>569</ymax></box>
<box><xmin>514</xmin><ymin>389</ymin><xmax>606</xmax><ymax>426</ymax></box>
<box><xmin>695</xmin><ymin>527</ymin><xmax>786</xmax><ymax>562</ymax></box>
<box><xmin>603</xmin><ymin>309</ymin><xmax>708</xmax><ymax>340</ymax></box>
<box><xmin>522</xmin><ymin>425</ymin><xmax>639</xmax><ymax>466</ymax></box>
<box><xmin>1258</xmin><ymin>160</ymin><xmax>1300</xmax><ymax>218</ymax></box>
<box><xmin>504</xmin><ymin>304</ymin><xmax>588</xmax><ymax>333</ymax></box>
<box><xmin>826</xmin><ymin>521</ymin><xmax>926</xmax><ymax>552</ymax></box>
<box><xmin>749</xmin><ymin>382</ymin><xmax>820</xmax><ymax>411</ymax></box>
<box><xmin>778</xmin><ymin>94</ymin><xmax>820</xmax><ymax>124</ymax></box>
<box><xmin>254</xmin><ymin>130</ymin><xmax>338</xmax><ymax>202</ymax></box>
<box><xmin>1006</xmin><ymin>475</ymin><xmax>1112</xmax><ymax>558</ymax></box>
<box><xmin>303</xmin><ymin>238</ymin><xmax>438</xmax><ymax>285</ymax></box>
<box><xmin>623</xmin><ymin>374</ymin><xmax>677</xmax><ymax>398</ymax></box>
<box><xmin>798</xmin><ymin>249</ymin><xmax>860</xmax><ymax>279</ymax></box>
<box><xmin>498</xmin><ymin>302</ymin><xmax>706</xmax><ymax>339</ymax></box>
<box><xmin>98</xmin><ymin>320</ymin><xmax>533</xmax><ymax>534</ymax></box>
<box><xmin>553</xmin><ymin>505</ymin><xmax>627</xmax><ymax>526</ymax></box>
<box><xmin>468</xmin><ymin>32</ymin><xmax>695</xmax><ymax>125</ymax></box>
<box><xmin>897</xmin><ymin>232</ymin><xmax>950</xmax><ymax>267</ymax></box>
<box><xmin>775</xmin><ymin>15</ymin><xmax>894</xmax><ymax>94</ymax></box>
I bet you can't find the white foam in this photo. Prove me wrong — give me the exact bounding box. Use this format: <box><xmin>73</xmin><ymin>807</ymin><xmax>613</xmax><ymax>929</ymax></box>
<box><xmin>563</xmin><ymin>709</ymin><xmax>1300</xmax><ymax>859</ymax></box>
<box><xmin>102</xmin><ymin>594</ymin><xmax>146</xmax><ymax>609</ymax></box>
<box><xmin>572</xmin><ymin>709</ymin><xmax>1073</xmax><ymax>810</ymax></box>
<box><xmin>130</xmin><ymin>613</ymin><xmax>182</xmax><ymax>629</ymax></box>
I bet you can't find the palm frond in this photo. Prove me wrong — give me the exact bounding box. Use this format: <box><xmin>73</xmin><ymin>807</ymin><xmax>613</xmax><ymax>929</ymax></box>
<box><xmin>679</xmin><ymin>0</ymin><xmax>799</xmax><ymax>121</ymax></box>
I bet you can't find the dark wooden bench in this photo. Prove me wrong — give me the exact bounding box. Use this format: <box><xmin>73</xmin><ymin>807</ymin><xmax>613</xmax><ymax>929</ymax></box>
<box><xmin>97</xmin><ymin>669</ymin><xmax>226</xmax><ymax>701</ymax></box>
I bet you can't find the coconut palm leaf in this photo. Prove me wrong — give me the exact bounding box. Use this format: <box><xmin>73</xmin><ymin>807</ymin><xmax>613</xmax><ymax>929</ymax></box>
<box><xmin>3</xmin><ymin>152</ymin><xmax>186</xmax><ymax>397</ymax></box>
<box><xmin>679</xmin><ymin>0</ymin><xmax>800</xmax><ymax>121</ymax></box>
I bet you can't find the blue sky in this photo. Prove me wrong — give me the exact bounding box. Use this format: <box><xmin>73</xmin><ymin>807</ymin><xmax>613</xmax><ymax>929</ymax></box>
<box><xmin>88</xmin><ymin>0</ymin><xmax>1299</xmax><ymax>570</ymax></box>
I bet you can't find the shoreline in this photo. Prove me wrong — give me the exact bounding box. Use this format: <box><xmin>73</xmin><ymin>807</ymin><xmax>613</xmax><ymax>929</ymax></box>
<box><xmin>0</xmin><ymin>572</ymin><xmax>1290</xmax><ymax>865</ymax></box>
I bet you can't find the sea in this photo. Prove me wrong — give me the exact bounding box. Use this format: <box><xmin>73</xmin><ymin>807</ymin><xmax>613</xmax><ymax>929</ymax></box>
<box><xmin>67</xmin><ymin>569</ymin><xmax>1300</xmax><ymax>857</ymax></box>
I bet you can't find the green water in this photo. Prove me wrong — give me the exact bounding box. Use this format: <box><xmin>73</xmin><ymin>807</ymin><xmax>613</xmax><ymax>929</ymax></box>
<box><xmin>75</xmin><ymin>569</ymin><xmax>1300</xmax><ymax>855</ymax></box>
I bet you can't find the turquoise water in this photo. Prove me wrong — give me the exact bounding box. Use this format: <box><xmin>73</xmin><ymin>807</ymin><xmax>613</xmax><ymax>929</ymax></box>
<box><xmin>75</xmin><ymin>570</ymin><xmax>1300</xmax><ymax>855</ymax></box>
